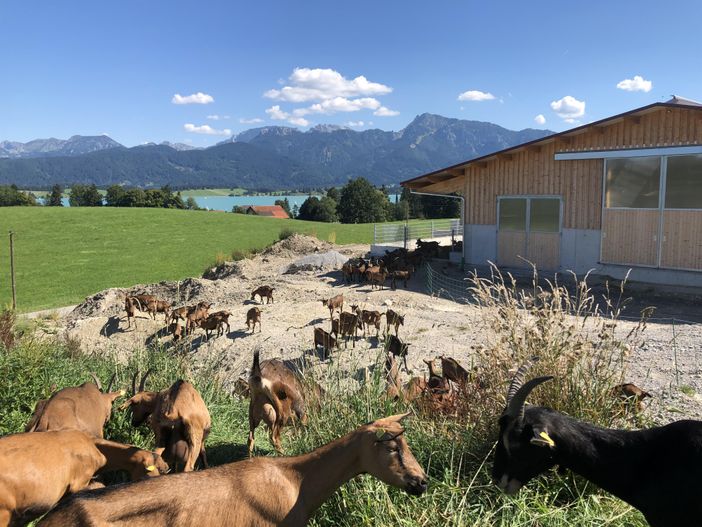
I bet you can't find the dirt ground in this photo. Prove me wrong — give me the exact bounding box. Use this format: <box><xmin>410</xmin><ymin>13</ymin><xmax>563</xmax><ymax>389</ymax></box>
<box><xmin>32</xmin><ymin>234</ymin><xmax>702</xmax><ymax>424</ymax></box>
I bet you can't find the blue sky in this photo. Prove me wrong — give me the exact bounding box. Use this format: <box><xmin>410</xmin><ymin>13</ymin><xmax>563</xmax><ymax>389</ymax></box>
<box><xmin>1</xmin><ymin>0</ymin><xmax>700</xmax><ymax>147</ymax></box>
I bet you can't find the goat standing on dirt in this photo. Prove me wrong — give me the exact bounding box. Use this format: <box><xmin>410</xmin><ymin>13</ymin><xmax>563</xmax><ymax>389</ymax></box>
<box><xmin>493</xmin><ymin>360</ymin><xmax>702</xmax><ymax>527</ymax></box>
<box><xmin>185</xmin><ymin>301</ymin><xmax>212</xmax><ymax>335</ymax></box>
<box><xmin>39</xmin><ymin>414</ymin><xmax>427</xmax><ymax>527</ymax></box>
<box><xmin>332</xmin><ymin>309</ymin><xmax>362</xmax><ymax>348</ymax></box>
<box><xmin>247</xmin><ymin>350</ymin><xmax>308</xmax><ymax>454</ymax></box>
<box><xmin>199</xmin><ymin>310</ymin><xmax>232</xmax><ymax>340</ymax></box>
<box><xmin>313</xmin><ymin>327</ymin><xmax>337</xmax><ymax>357</ymax></box>
<box><xmin>387</xmin><ymin>335</ymin><xmax>410</xmax><ymax>372</ymax></box>
<box><xmin>246</xmin><ymin>307</ymin><xmax>262</xmax><ymax>333</ymax></box>
<box><xmin>321</xmin><ymin>294</ymin><xmax>344</xmax><ymax>320</ymax></box>
<box><xmin>0</xmin><ymin>430</ymin><xmax>106</xmax><ymax>527</ymax></box>
<box><xmin>366</xmin><ymin>268</ymin><xmax>389</xmax><ymax>290</ymax></box>
<box><xmin>390</xmin><ymin>269</ymin><xmax>411</xmax><ymax>290</ymax></box>
<box><xmin>385</xmin><ymin>309</ymin><xmax>405</xmax><ymax>337</ymax></box>
<box><xmin>146</xmin><ymin>299</ymin><xmax>171</xmax><ymax>322</ymax></box>
<box><xmin>25</xmin><ymin>373</ymin><xmax>122</xmax><ymax>438</ymax></box>
<box><xmin>251</xmin><ymin>286</ymin><xmax>275</xmax><ymax>304</ymax></box>
<box><xmin>355</xmin><ymin>307</ymin><xmax>384</xmax><ymax>338</ymax></box>
<box><xmin>440</xmin><ymin>356</ymin><xmax>469</xmax><ymax>384</ymax></box>
<box><xmin>120</xmin><ymin>371</ymin><xmax>211</xmax><ymax>472</ymax></box>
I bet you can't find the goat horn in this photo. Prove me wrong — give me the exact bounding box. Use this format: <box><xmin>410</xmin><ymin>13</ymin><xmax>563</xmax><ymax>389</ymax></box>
<box><xmin>506</xmin><ymin>356</ymin><xmax>539</xmax><ymax>403</ymax></box>
<box><xmin>105</xmin><ymin>373</ymin><xmax>116</xmax><ymax>393</ymax></box>
<box><xmin>131</xmin><ymin>370</ymin><xmax>139</xmax><ymax>396</ymax></box>
<box><xmin>139</xmin><ymin>369</ymin><xmax>152</xmax><ymax>392</ymax></box>
<box><xmin>505</xmin><ymin>375</ymin><xmax>553</xmax><ymax>422</ymax></box>
<box><xmin>89</xmin><ymin>372</ymin><xmax>102</xmax><ymax>391</ymax></box>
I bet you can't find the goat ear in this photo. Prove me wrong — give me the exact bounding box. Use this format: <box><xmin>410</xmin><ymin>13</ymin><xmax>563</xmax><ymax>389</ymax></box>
<box><xmin>378</xmin><ymin>412</ymin><xmax>411</xmax><ymax>425</ymax></box>
<box><xmin>530</xmin><ymin>429</ymin><xmax>556</xmax><ymax>449</ymax></box>
<box><xmin>118</xmin><ymin>398</ymin><xmax>133</xmax><ymax>410</ymax></box>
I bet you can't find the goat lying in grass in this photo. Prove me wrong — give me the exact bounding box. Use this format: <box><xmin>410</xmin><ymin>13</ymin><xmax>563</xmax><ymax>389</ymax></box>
<box><xmin>94</xmin><ymin>439</ymin><xmax>169</xmax><ymax>481</ymax></box>
<box><xmin>25</xmin><ymin>373</ymin><xmax>122</xmax><ymax>438</ymax></box>
<box><xmin>39</xmin><ymin>414</ymin><xmax>427</xmax><ymax>527</ymax></box>
<box><xmin>247</xmin><ymin>350</ymin><xmax>307</xmax><ymax>454</ymax></box>
<box><xmin>493</xmin><ymin>360</ymin><xmax>702</xmax><ymax>527</ymax></box>
<box><xmin>0</xmin><ymin>430</ymin><xmax>106</xmax><ymax>527</ymax></box>
<box><xmin>120</xmin><ymin>371</ymin><xmax>211</xmax><ymax>472</ymax></box>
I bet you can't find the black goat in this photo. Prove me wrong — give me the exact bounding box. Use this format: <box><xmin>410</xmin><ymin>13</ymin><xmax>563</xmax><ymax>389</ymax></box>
<box><xmin>492</xmin><ymin>359</ymin><xmax>702</xmax><ymax>527</ymax></box>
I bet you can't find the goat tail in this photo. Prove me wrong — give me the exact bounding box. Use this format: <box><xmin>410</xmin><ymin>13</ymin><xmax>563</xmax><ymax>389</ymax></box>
<box><xmin>250</xmin><ymin>350</ymin><xmax>262</xmax><ymax>386</ymax></box>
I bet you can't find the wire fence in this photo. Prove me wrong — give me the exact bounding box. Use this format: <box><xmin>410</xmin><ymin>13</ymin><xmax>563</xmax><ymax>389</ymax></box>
<box><xmin>373</xmin><ymin>219</ymin><xmax>463</xmax><ymax>248</ymax></box>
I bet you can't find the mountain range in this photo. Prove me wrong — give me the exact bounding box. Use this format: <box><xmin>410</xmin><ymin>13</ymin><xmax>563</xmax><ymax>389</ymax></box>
<box><xmin>0</xmin><ymin>115</ymin><xmax>553</xmax><ymax>190</ymax></box>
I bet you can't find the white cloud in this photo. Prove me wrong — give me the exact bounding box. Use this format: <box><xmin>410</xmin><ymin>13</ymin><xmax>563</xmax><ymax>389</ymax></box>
<box><xmin>239</xmin><ymin>117</ymin><xmax>264</xmax><ymax>124</ymax></box>
<box><xmin>183</xmin><ymin>123</ymin><xmax>231</xmax><ymax>136</ymax></box>
<box><xmin>550</xmin><ymin>95</ymin><xmax>585</xmax><ymax>121</ymax></box>
<box><xmin>295</xmin><ymin>97</ymin><xmax>382</xmax><ymax>116</ymax></box>
<box><xmin>534</xmin><ymin>114</ymin><xmax>546</xmax><ymax>125</ymax></box>
<box><xmin>346</xmin><ymin>121</ymin><xmax>365</xmax><ymax>127</ymax></box>
<box><xmin>206</xmin><ymin>114</ymin><xmax>230</xmax><ymax>120</ymax></box>
<box><xmin>265</xmin><ymin>105</ymin><xmax>310</xmax><ymax>127</ymax></box>
<box><xmin>457</xmin><ymin>90</ymin><xmax>496</xmax><ymax>102</ymax></box>
<box><xmin>616</xmin><ymin>75</ymin><xmax>653</xmax><ymax>93</ymax></box>
<box><xmin>374</xmin><ymin>106</ymin><xmax>399</xmax><ymax>117</ymax></box>
<box><xmin>172</xmin><ymin>92</ymin><xmax>215</xmax><ymax>105</ymax></box>
<box><xmin>264</xmin><ymin>67</ymin><xmax>392</xmax><ymax>103</ymax></box>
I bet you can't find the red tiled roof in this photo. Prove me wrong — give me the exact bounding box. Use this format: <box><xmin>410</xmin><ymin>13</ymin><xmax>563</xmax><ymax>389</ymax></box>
<box><xmin>244</xmin><ymin>205</ymin><xmax>289</xmax><ymax>219</ymax></box>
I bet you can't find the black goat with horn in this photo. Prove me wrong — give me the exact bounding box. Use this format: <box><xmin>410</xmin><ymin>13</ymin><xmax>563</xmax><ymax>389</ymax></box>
<box><xmin>492</xmin><ymin>358</ymin><xmax>702</xmax><ymax>527</ymax></box>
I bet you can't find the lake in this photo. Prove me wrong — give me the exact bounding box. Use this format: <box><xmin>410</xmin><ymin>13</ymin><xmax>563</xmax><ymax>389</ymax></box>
<box><xmin>48</xmin><ymin>193</ymin><xmax>402</xmax><ymax>211</ymax></box>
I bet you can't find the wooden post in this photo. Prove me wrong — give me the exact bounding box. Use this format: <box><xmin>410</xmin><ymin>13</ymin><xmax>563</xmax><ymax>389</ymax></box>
<box><xmin>9</xmin><ymin>231</ymin><xmax>16</xmax><ymax>310</ymax></box>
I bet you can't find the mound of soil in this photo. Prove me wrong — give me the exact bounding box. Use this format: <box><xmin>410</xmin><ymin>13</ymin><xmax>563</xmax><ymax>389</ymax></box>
<box><xmin>263</xmin><ymin>234</ymin><xmax>333</xmax><ymax>258</ymax></box>
<box><xmin>285</xmin><ymin>251</ymin><xmax>349</xmax><ymax>274</ymax></box>
<box><xmin>203</xmin><ymin>260</ymin><xmax>252</xmax><ymax>281</ymax></box>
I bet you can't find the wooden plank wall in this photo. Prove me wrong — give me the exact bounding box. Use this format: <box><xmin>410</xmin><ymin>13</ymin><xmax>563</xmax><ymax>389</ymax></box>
<box><xmin>497</xmin><ymin>231</ymin><xmax>527</xmax><ymax>267</ymax></box>
<box><xmin>527</xmin><ymin>232</ymin><xmax>560</xmax><ymax>270</ymax></box>
<box><xmin>462</xmin><ymin>106</ymin><xmax>702</xmax><ymax>229</ymax></box>
<box><xmin>601</xmin><ymin>209</ymin><xmax>659</xmax><ymax>266</ymax></box>
<box><xmin>661</xmin><ymin>210</ymin><xmax>702</xmax><ymax>270</ymax></box>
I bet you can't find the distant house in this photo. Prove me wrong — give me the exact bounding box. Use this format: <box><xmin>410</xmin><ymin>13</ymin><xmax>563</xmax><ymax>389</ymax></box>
<box><xmin>243</xmin><ymin>205</ymin><xmax>289</xmax><ymax>219</ymax></box>
<box><xmin>402</xmin><ymin>96</ymin><xmax>702</xmax><ymax>287</ymax></box>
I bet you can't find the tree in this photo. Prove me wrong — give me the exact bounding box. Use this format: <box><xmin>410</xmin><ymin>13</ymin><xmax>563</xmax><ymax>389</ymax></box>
<box><xmin>185</xmin><ymin>196</ymin><xmax>201</xmax><ymax>210</ymax></box>
<box><xmin>69</xmin><ymin>184</ymin><xmax>102</xmax><ymax>207</ymax></box>
<box><xmin>297</xmin><ymin>196</ymin><xmax>338</xmax><ymax>222</ymax></box>
<box><xmin>47</xmin><ymin>184</ymin><xmax>64</xmax><ymax>206</ymax></box>
<box><xmin>326</xmin><ymin>187</ymin><xmax>340</xmax><ymax>203</ymax></box>
<box><xmin>337</xmin><ymin>178</ymin><xmax>390</xmax><ymax>224</ymax></box>
<box><xmin>274</xmin><ymin>198</ymin><xmax>291</xmax><ymax>217</ymax></box>
<box><xmin>105</xmin><ymin>185</ymin><xmax>125</xmax><ymax>206</ymax></box>
<box><xmin>291</xmin><ymin>204</ymin><xmax>299</xmax><ymax>218</ymax></box>
<box><xmin>0</xmin><ymin>186</ymin><xmax>37</xmax><ymax>206</ymax></box>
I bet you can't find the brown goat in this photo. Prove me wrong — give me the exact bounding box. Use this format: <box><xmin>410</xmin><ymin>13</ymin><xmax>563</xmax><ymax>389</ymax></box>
<box><xmin>185</xmin><ymin>301</ymin><xmax>212</xmax><ymax>334</ymax></box>
<box><xmin>123</xmin><ymin>296</ymin><xmax>141</xmax><ymax>329</ymax></box>
<box><xmin>94</xmin><ymin>439</ymin><xmax>169</xmax><ymax>481</ymax></box>
<box><xmin>120</xmin><ymin>372</ymin><xmax>211</xmax><ymax>473</ymax></box>
<box><xmin>441</xmin><ymin>356</ymin><xmax>469</xmax><ymax>384</ymax></box>
<box><xmin>341</xmin><ymin>262</ymin><xmax>354</xmax><ymax>284</ymax></box>
<box><xmin>390</xmin><ymin>269</ymin><xmax>411</xmax><ymax>290</ymax></box>
<box><xmin>313</xmin><ymin>327</ymin><xmax>337</xmax><ymax>357</ymax></box>
<box><xmin>423</xmin><ymin>358</ymin><xmax>450</xmax><ymax>394</ymax></box>
<box><xmin>25</xmin><ymin>373</ymin><xmax>122</xmax><ymax>438</ymax></box>
<box><xmin>247</xmin><ymin>351</ymin><xmax>308</xmax><ymax>454</ymax></box>
<box><xmin>385</xmin><ymin>309</ymin><xmax>405</xmax><ymax>337</ymax></box>
<box><xmin>146</xmin><ymin>299</ymin><xmax>171</xmax><ymax>322</ymax></box>
<box><xmin>0</xmin><ymin>430</ymin><xmax>106</xmax><ymax>527</ymax></box>
<box><xmin>39</xmin><ymin>414</ymin><xmax>427</xmax><ymax>527</ymax></box>
<box><xmin>321</xmin><ymin>294</ymin><xmax>344</xmax><ymax>320</ymax></box>
<box><xmin>366</xmin><ymin>269</ymin><xmax>389</xmax><ymax>290</ymax></box>
<box><xmin>333</xmin><ymin>310</ymin><xmax>362</xmax><ymax>348</ymax></box>
<box><xmin>246</xmin><ymin>307</ymin><xmax>262</xmax><ymax>333</ymax></box>
<box><xmin>357</xmin><ymin>308</ymin><xmax>384</xmax><ymax>337</ymax></box>
<box><xmin>251</xmin><ymin>285</ymin><xmax>275</xmax><ymax>304</ymax></box>
<box><xmin>387</xmin><ymin>334</ymin><xmax>410</xmax><ymax>372</ymax></box>
<box><xmin>199</xmin><ymin>310</ymin><xmax>232</xmax><ymax>340</ymax></box>
<box><xmin>613</xmin><ymin>383</ymin><xmax>652</xmax><ymax>412</ymax></box>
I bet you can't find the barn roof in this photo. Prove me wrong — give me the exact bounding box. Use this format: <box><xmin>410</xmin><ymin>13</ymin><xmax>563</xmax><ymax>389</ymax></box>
<box><xmin>402</xmin><ymin>96</ymin><xmax>702</xmax><ymax>191</ymax></box>
<box><xmin>244</xmin><ymin>205</ymin><xmax>289</xmax><ymax>218</ymax></box>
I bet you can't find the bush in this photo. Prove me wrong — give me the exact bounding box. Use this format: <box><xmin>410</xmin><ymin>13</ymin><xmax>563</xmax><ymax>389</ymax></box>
<box><xmin>278</xmin><ymin>228</ymin><xmax>297</xmax><ymax>241</ymax></box>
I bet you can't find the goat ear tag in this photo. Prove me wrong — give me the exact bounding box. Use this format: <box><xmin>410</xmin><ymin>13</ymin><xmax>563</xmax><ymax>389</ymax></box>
<box><xmin>146</xmin><ymin>465</ymin><xmax>156</xmax><ymax>472</ymax></box>
<box><xmin>119</xmin><ymin>389</ymin><xmax>126</xmax><ymax>396</ymax></box>
<box><xmin>531</xmin><ymin>431</ymin><xmax>556</xmax><ymax>448</ymax></box>
<box><xmin>375</xmin><ymin>428</ymin><xmax>387</xmax><ymax>440</ymax></box>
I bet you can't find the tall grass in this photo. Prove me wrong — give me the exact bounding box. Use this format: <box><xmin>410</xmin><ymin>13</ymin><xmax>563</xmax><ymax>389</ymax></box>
<box><xmin>0</xmin><ymin>269</ymin><xmax>650</xmax><ymax>526</ymax></box>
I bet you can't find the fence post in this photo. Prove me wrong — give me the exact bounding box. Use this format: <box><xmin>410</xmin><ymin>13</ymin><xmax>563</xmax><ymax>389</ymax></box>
<box><xmin>9</xmin><ymin>231</ymin><xmax>16</xmax><ymax>310</ymax></box>
<box><xmin>373</xmin><ymin>224</ymin><xmax>377</xmax><ymax>246</ymax></box>
<box><xmin>403</xmin><ymin>224</ymin><xmax>408</xmax><ymax>250</ymax></box>
<box><xmin>431</xmin><ymin>220</ymin><xmax>435</xmax><ymax>238</ymax></box>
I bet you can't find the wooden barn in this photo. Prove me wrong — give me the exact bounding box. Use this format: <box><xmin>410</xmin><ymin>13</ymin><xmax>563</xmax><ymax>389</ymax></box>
<box><xmin>402</xmin><ymin>97</ymin><xmax>702</xmax><ymax>286</ymax></box>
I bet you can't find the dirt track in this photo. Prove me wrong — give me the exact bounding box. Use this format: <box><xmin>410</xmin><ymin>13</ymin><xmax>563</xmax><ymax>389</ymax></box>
<box><xmin>36</xmin><ymin>234</ymin><xmax>702</xmax><ymax>423</ymax></box>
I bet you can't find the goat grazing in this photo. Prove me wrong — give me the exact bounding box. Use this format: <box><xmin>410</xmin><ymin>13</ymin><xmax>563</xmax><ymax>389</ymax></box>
<box><xmin>613</xmin><ymin>382</ymin><xmax>651</xmax><ymax>412</ymax></box>
<box><xmin>493</xmin><ymin>359</ymin><xmax>702</xmax><ymax>527</ymax></box>
<box><xmin>251</xmin><ymin>285</ymin><xmax>275</xmax><ymax>304</ymax></box>
<box><xmin>423</xmin><ymin>359</ymin><xmax>450</xmax><ymax>394</ymax></box>
<box><xmin>39</xmin><ymin>414</ymin><xmax>427</xmax><ymax>527</ymax></box>
<box><xmin>25</xmin><ymin>373</ymin><xmax>122</xmax><ymax>438</ymax></box>
<box><xmin>246</xmin><ymin>306</ymin><xmax>262</xmax><ymax>333</ymax></box>
<box><xmin>247</xmin><ymin>350</ymin><xmax>308</xmax><ymax>454</ymax></box>
<box><xmin>120</xmin><ymin>371</ymin><xmax>211</xmax><ymax>473</ymax></box>
<box><xmin>0</xmin><ymin>430</ymin><xmax>106</xmax><ymax>527</ymax></box>
<box><xmin>313</xmin><ymin>327</ymin><xmax>337</xmax><ymax>357</ymax></box>
<box><xmin>199</xmin><ymin>310</ymin><xmax>232</xmax><ymax>340</ymax></box>
<box><xmin>385</xmin><ymin>309</ymin><xmax>405</xmax><ymax>337</ymax></box>
<box><xmin>321</xmin><ymin>294</ymin><xmax>344</xmax><ymax>320</ymax></box>
<box><xmin>387</xmin><ymin>334</ymin><xmax>410</xmax><ymax>372</ymax></box>
<box><xmin>185</xmin><ymin>301</ymin><xmax>212</xmax><ymax>335</ymax></box>
<box><xmin>441</xmin><ymin>356</ymin><xmax>469</xmax><ymax>384</ymax></box>
<box><xmin>94</xmin><ymin>439</ymin><xmax>169</xmax><ymax>481</ymax></box>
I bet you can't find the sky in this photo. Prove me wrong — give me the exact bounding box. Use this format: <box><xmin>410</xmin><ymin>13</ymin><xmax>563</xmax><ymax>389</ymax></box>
<box><xmin>1</xmin><ymin>0</ymin><xmax>701</xmax><ymax>147</ymax></box>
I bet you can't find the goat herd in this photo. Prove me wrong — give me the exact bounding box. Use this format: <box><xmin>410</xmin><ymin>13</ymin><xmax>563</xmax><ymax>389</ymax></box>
<box><xmin>3</xmin><ymin>241</ymin><xmax>702</xmax><ymax>526</ymax></box>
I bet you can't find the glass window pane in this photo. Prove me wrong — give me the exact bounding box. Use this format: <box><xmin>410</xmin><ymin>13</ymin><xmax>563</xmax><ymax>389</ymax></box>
<box><xmin>665</xmin><ymin>155</ymin><xmax>702</xmax><ymax>209</ymax></box>
<box><xmin>530</xmin><ymin>198</ymin><xmax>560</xmax><ymax>232</ymax></box>
<box><xmin>499</xmin><ymin>198</ymin><xmax>526</xmax><ymax>231</ymax></box>
<box><xmin>605</xmin><ymin>157</ymin><xmax>660</xmax><ymax>208</ymax></box>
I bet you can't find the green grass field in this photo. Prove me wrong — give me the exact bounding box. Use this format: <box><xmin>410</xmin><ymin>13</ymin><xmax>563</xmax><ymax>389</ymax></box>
<box><xmin>0</xmin><ymin>207</ymin><xmax>377</xmax><ymax>312</ymax></box>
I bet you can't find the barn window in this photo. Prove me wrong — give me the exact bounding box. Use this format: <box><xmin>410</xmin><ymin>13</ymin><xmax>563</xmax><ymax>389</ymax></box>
<box><xmin>529</xmin><ymin>198</ymin><xmax>561</xmax><ymax>232</ymax></box>
<box><xmin>665</xmin><ymin>155</ymin><xmax>702</xmax><ymax>209</ymax></box>
<box><xmin>605</xmin><ymin>157</ymin><xmax>660</xmax><ymax>208</ymax></box>
<box><xmin>498</xmin><ymin>198</ymin><xmax>526</xmax><ymax>231</ymax></box>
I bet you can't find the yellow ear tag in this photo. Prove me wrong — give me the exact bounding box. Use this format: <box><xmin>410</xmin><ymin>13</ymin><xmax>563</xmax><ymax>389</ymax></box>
<box><xmin>375</xmin><ymin>428</ymin><xmax>387</xmax><ymax>440</ymax></box>
<box><xmin>119</xmin><ymin>389</ymin><xmax>126</xmax><ymax>396</ymax></box>
<box><xmin>539</xmin><ymin>431</ymin><xmax>556</xmax><ymax>447</ymax></box>
<box><xmin>146</xmin><ymin>465</ymin><xmax>156</xmax><ymax>472</ymax></box>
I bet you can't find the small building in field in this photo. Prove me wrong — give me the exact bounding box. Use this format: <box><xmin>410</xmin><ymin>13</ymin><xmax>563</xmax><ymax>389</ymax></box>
<box><xmin>243</xmin><ymin>205</ymin><xmax>289</xmax><ymax>219</ymax></box>
<box><xmin>401</xmin><ymin>97</ymin><xmax>702</xmax><ymax>287</ymax></box>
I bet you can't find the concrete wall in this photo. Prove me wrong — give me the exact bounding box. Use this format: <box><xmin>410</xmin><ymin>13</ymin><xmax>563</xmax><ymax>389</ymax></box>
<box><xmin>560</xmin><ymin>229</ymin><xmax>601</xmax><ymax>275</ymax></box>
<box><xmin>464</xmin><ymin>224</ymin><xmax>497</xmax><ymax>265</ymax></box>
